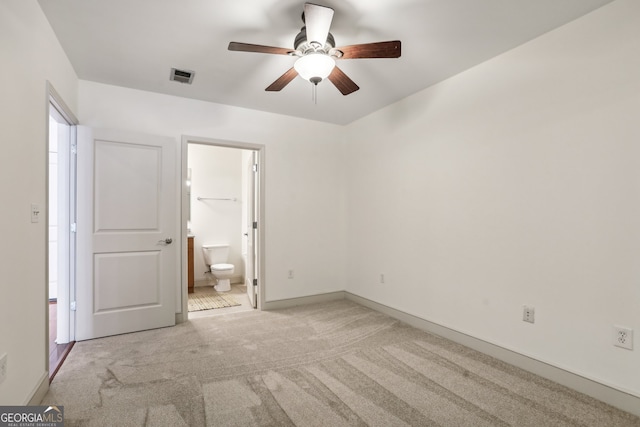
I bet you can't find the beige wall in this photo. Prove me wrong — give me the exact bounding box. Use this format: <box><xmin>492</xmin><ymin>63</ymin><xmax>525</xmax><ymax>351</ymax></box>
<box><xmin>345</xmin><ymin>0</ymin><xmax>640</xmax><ymax>399</ymax></box>
<box><xmin>3</xmin><ymin>0</ymin><xmax>638</xmax><ymax>409</ymax></box>
<box><xmin>0</xmin><ymin>1</ymin><xmax>78</xmax><ymax>404</ymax></box>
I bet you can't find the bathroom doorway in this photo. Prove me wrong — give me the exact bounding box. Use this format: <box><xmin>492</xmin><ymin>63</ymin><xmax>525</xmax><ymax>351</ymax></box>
<box><xmin>181</xmin><ymin>137</ymin><xmax>264</xmax><ymax>318</ymax></box>
<box><xmin>47</xmin><ymin>84</ymin><xmax>78</xmax><ymax>380</ymax></box>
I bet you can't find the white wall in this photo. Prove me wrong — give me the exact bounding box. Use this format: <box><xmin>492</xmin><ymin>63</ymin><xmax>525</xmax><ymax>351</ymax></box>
<box><xmin>6</xmin><ymin>0</ymin><xmax>635</xmax><ymax>409</ymax></box>
<box><xmin>345</xmin><ymin>0</ymin><xmax>640</xmax><ymax>399</ymax></box>
<box><xmin>0</xmin><ymin>1</ymin><xmax>78</xmax><ymax>404</ymax></box>
<box><xmin>77</xmin><ymin>80</ymin><xmax>348</xmax><ymax>302</ymax></box>
<box><xmin>188</xmin><ymin>144</ymin><xmax>243</xmax><ymax>283</ymax></box>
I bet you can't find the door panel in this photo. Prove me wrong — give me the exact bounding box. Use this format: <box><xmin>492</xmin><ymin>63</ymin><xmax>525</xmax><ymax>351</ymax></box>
<box><xmin>76</xmin><ymin>127</ymin><xmax>177</xmax><ymax>341</ymax></box>
<box><xmin>94</xmin><ymin>141</ymin><xmax>161</xmax><ymax>231</ymax></box>
<box><xmin>94</xmin><ymin>251</ymin><xmax>160</xmax><ymax>312</ymax></box>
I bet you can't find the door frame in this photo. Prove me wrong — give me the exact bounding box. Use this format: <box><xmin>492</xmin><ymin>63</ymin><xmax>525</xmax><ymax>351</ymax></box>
<box><xmin>45</xmin><ymin>82</ymin><xmax>78</xmax><ymax>375</ymax></box>
<box><xmin>245</xmin><ymin>150</ymin><xmax>259</xmax><ymax>309</ymax></box>
<box><xmin>179</xmin><ymin>136</ymin><xmax>265</xmax><ymax>318</ymax></box>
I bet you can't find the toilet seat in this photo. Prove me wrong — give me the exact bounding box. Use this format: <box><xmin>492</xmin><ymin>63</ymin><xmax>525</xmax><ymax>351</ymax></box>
<box><xmin>211</xmin><ymin>263</ymin><xmax>234</xmax><ymax>271</ymax></box>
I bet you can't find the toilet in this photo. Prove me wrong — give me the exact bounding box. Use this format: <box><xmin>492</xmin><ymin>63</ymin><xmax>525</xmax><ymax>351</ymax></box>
<box><xmin>202</xmin><ymin>244</ymin><xmax>235</xmax><ymax>292</ymax></box>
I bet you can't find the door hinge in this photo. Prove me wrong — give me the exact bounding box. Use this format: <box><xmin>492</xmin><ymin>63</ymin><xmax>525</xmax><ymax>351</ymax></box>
<box><xmin>70</xmin><ymin>222</ymin><xmax>77</xmax><ymax>233</ymax></box>
<box><xmin>253</xmin><ymin>279</ymin><xmax>258</xmax><ymax>287</ymax></box>
<box><xmin>252</xmin><ymin>221</ymin><xmax>257</xmax><ymax>229</ymax></box>
<box><xmin>252</xmin><ymin>163</ymin><xmax>258</xmax><ymax>173</ymax></box>
<box><xmin>71</xmin><ymin>144</ymin><xmax>77</xmax><ymax>154</ymax></box>
<box><xmin>70</xmin><ymin>301</ymin><xmax>77</xmax><ymax>311</ymax></box>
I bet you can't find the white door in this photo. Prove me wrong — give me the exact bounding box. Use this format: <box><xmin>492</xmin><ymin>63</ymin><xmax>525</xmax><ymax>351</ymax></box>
<box><xmin>245</xmin><ymin>152</ymin><xmax>258</xmax><ymax>309</ymax></box>
<box><xmin>76</xmin><ymin>127</ymin><xmax>178</xmax><ymax>341</ymax></box>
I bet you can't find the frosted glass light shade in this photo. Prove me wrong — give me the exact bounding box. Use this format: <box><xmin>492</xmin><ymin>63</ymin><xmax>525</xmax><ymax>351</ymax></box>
<box><xmin>294</xmin><ymin>53</ymin><xmax>336</xmax><ymax>82</ymax></box>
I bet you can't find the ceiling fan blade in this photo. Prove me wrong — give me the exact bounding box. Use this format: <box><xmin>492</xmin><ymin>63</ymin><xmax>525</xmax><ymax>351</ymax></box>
<box><xmin>336</xmin><ymin>40</ymin><xmax>402</xmax><ymax>59</ymax></box>
<box><xmin>304</xmin><ymin>3</ymin><xmax>334</xmax><ymax>46</ymax></box>
<box><xmin>266</xmin><ymin>68</ymin><xmax>299</xmax><ymax>91</ymax></box>
<box><xmin>328</xmin><ymin>66</ymin><xmax>359</xmax><ymax>95</ymax></box>
<box><xmin>228</xmin><ymin>42</ymin><xmax>292</xmax><ymax>56</ymax></box>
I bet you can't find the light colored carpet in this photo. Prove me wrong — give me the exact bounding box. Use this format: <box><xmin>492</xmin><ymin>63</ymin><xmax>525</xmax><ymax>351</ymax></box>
<box><xmin>188</xmin><ymin>290</ymin><xmax>240</xmax><ymax>312</ymax></box>
<box><xmin>42</xmin><ymin>299</ymin><xmax>640</xmax><ymax>426</ymax></box>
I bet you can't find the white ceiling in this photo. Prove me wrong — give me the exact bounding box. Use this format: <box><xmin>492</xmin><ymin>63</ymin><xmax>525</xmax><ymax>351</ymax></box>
<box><xmin>38</xmin><ymin>0</ymin><xmax>613</xmax><ymax>125</ymax></box>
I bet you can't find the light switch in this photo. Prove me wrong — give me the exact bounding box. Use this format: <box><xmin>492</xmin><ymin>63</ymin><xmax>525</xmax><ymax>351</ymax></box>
<box><xmin>31</xmin><ymin>204</ymin><xmax>41</xmax><ymax>223</ymax></box>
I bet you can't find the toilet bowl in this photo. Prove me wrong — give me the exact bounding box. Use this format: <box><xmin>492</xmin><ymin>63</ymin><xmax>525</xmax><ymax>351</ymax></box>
<box><xmin>202</xmin><ymin>244</ymin><xmax>235</xmax><ymax>292</ymax></box>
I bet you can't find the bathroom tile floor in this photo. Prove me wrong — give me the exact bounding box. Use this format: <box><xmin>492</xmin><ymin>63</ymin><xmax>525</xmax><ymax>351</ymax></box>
<box><xmin>188</xmin><ymin>283</ymin><xmax>254</xmax><ymax>319</ymax></box>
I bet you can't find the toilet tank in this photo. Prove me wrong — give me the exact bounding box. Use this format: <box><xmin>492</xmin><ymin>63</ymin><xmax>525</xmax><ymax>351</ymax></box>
<box><xmin>202</xmin><ymin>244</ymin><xmax>229</xmax><ymax>265</ymax></box>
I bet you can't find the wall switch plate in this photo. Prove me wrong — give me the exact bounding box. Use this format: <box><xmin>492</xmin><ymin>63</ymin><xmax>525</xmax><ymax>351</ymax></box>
<box><xmin>380</xmin><ymin>273</ymin><xmax>385</xmax><ymax>284</ymax></box>
<box><xmin>287</xmin><ymin>270</ymin><xmax>294</xmax><ymax>279</ymax></box>
<box><xmin>0</xmin><ymin>353</ymin><xmax>7</xmax><ymax>384</ymax></box>
<box><xmin>31</xmin><ymin>204</ymin><xmax>41</xmax><ymax>223</ymax></box>
<box><xmin>614</xmin><ymin>326</ymin><xmax>633</xmax><ymax>350</ymax></box>
<box><xmin>523</xmin><ymin>306</ymin><xmax>535</xmax><ymax>323</ymax></box>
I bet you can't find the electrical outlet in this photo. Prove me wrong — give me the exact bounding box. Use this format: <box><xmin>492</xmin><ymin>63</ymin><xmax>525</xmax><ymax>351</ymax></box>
<box><xmin>288</xmin><ymin>270</ymin><xmax>294</xmax><ymax>279</ymax></box>
<box><xmin>380</xmin><ymin>273</ymin><xmax>385</xmax><ymax>284</ymax></box>
<box><xmin>0</xmin><ymin>353</ymin><xmax>7</xmax><ymax>384</ymax></box>
<box><xmin>614</xmin><ymin>326</ymin><xmax>633</xmax><ymax>350</ymax></box>
<box><xmin>523</xmin><ymin>306</ymin><xmax>535</xmax><ymax>323</ymax></box>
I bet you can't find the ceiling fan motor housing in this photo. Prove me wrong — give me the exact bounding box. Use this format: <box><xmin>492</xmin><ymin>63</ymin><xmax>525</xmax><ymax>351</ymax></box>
<box><xmin>294</xmin><ymin>27</ymin><xmax>336</xmax><ymax>54</ymax></box>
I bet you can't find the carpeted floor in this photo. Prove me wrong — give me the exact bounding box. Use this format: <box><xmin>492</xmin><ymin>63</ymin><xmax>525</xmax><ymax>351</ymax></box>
<box><xmin>42</xmin><ymin>299</ymin><xmax>640</xmax><ymax>426</ymax></box>
<box><xmin>188</xmin><ymin>289</ymin><xmax>240</xmax><ymax>312</ymax></box>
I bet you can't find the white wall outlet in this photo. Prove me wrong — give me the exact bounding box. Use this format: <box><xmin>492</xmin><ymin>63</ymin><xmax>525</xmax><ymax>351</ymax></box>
<box><xmin>287</xmin><ymin>269</ymin><xmax>294</xmax><ymax>279</ymax></box>
<box><xmin>380</xmin><ymin>273</ymin><xmax>385</xmax><ymax>284</ymax></box>
<box><xmin>31</xmin><ymin>203</ymin><xmax>41</xmax><ymax>223</ymax></box>
<box><xmin>0</xmin><ymin>353</ymin><xmax>7</xmax><ymax>384</ymax></box>
<box><xmin>523</xmin><ymin>306</ymin><xmax>535</xmax><ymax>323</ymax></box>
<box><xmin>614</xmin><ymin>326</ymin><xmax>633</xmax><ymax>350</ymax></box>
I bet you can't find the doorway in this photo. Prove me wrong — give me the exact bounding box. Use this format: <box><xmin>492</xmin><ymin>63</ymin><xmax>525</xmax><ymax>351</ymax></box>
<box><xmin>181</xmin><ymin>136</ymin><xmax>264</xmax><ymax>318</ymax></box>
<box><xmin>47</xmin><ymin>84</ymin><xmax>77</xmax><ymax>380</ymax></box>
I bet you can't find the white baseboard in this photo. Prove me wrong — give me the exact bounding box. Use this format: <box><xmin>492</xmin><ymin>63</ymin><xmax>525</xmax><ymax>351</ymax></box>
<box><xmin>262</xmin><ymin>291</ymin><xmax>346</xmax><ymax>311</ymax></box>
<box><xmin>344</xmin><ymin>292</ymin><xmax>640</xmax><ymax>418</ymax></box>
<box><xmin>27</xmin><ymin>372</ymin><xmax>49</xmax><ymax>405</ymax></box>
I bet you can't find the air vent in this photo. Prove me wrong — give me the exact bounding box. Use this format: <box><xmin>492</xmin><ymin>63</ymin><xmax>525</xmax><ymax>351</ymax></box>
<box><xmin>170</xmin><ymin>68</ymin><xmax>195</xmax><ymax>84</ymax></box>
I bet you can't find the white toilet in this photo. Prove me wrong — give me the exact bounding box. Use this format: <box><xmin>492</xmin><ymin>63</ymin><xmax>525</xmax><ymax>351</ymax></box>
<box><xmin>202</xmin><ymin>244</ymin><xmax>235</xmax><ymax>292</ymax></box>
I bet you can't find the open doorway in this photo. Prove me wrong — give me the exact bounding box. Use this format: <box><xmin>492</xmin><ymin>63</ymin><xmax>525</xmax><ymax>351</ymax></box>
<box><xmin>181</xmin><ymin>137</ymin><xmax>264</xmax><ymax>318</ymax></box>
<box><xmin>47</xmin><ymin>84</ymin><xmax>78</xmax><ymax>380</ymax></box>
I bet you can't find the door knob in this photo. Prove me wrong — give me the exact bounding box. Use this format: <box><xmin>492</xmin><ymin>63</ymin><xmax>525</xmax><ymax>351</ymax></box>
<box><xmin>158</xmin><ymin>238</ymin><xmax>173</xmax><ymax>244</ymax></box>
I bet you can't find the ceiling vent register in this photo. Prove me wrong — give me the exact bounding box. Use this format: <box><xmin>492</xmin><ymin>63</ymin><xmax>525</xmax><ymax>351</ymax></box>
<box><xmin>170</xmin><ymin>68</ymin><xmax>195</xmax><ymax>84</ymax></box>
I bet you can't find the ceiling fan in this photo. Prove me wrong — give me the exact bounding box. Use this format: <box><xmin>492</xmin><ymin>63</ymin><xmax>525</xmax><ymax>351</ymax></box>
<box><xmin>228</xmin><ymin>2</ymin><xmax>401</xmax><ymax>96</ymax></box>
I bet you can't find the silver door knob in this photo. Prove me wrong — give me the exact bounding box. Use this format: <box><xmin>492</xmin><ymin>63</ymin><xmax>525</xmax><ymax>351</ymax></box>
<box><xmin>158</xmin><ymin>238</ymin><xmax>173</xmax><ymax>244</ymax></box>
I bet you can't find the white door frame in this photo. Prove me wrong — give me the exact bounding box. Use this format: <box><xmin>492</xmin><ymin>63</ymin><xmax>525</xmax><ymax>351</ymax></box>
<box><xmin>180</xmin><ymin>136</ymin><xmax>265</xmax><ymax>317</ymax></box>
<box><xmin>245</xmin><ymin>151</ymin><xmax>258</xmax><ymax>308</ymax></box>
<box><xmin>45</xmin><ymin>82</ymin><xmax>78</xmax><ymax>373</ymax></box>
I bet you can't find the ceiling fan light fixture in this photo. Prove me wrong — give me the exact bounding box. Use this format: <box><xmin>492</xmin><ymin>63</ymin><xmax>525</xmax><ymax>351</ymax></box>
<box><xmin>294</xmin><ymin>53</ymin><xmax>335</xmax><ymax>84</ymax></box>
